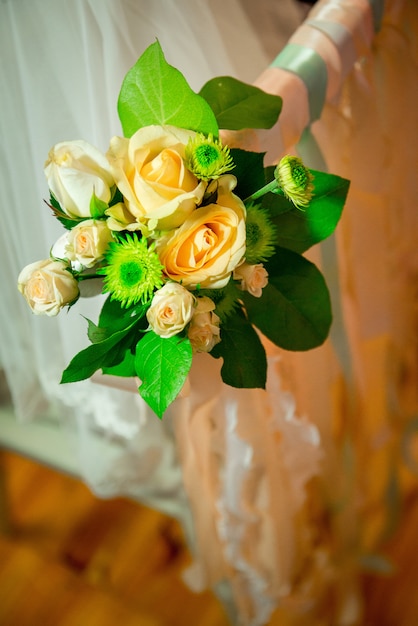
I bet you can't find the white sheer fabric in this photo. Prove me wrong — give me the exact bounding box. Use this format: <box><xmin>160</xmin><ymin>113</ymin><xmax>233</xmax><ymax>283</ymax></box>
<box><xmin>2</xmin><ymin>0</ymin><xmax>417</xmax><ymax>625</ymax></box>
<box><xmin>0</xmin><ymin>0</ymin><xmax>272</xmax><ymax>514</ymax></box>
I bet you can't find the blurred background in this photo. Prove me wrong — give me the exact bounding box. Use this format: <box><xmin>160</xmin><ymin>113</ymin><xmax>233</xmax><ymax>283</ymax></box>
<box><xmin>1</xmin><ymin>0</ymin><xmax>418</xmax><ymax>624</ymax></box>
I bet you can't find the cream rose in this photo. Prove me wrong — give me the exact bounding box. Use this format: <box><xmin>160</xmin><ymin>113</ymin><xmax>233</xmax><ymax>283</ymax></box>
<box><xmin>234</xmin><ymin>262</ymin><xmax>268</xmax><ymax>297</ymax></box>
<box><xmin>107</xmin><ymin>125</ymin><xmax>206</xmax><ymax>233</ymax></box>
<box><xmin>66</xmin><ymin>219</ymin><xmax>113</xmax><ymax>268</ymax></box>
<box><xmin>18</xmin><ymin>259</ymin><xmax>79</xmax><ymax>316</ymax></box>
<box><xmin>157</xmin><ymin>175</ymin><xmax>246</xmax><ymax>289</ymax></box>
<box><xmin>44</xmin><ymin>140</ymin><xmax>115</xmax><ymax>218</ymax></box>
<box><xmin>188</xmin><ymin>297</ymin><xmax>221</xmax><ymax>353</ymax></box>
<box><xmin>146</xmin><ymin>282</ymin><xmax>195</xmax><ymax>338</ymax></box>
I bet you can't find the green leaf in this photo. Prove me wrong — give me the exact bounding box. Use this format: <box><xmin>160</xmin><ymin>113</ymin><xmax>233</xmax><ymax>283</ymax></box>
<box><xmin>109</xmin><ymin>186</ymin><xmax>124</xmax><ymax>208</ymax></box>
<box><xmin>200</xmin><ymin>76</ymin><xmax>282</xmax><ymax>130</ymax></box>
<box><xmin>89</xmin><ymin>192</ymin><xmax>108</xmax><ymax>218</ymax></box>
<box><xmin>243</xmin><ymin>247</ymin><xmax>332</xmax><ymax>350</ymax></box>
<box><xmin>85</xmin><ymin>316</ymin><xmax>109</xmax><ymax>344</ymax></box>
<box><xmin>230</xmin><ymin>149</ymin><xmax>266</xmax><ymax>199</ymax></box>
<box><xmin>271</xmin><ymin>170</ymin><xmax>350</xmax><ymax>253</ymax></box>
<box><xmin>211</xmin><ymin>309</ymin><xmax>267</xmax><ymax>388</ymax></box>
<box><xmin>46</xmin><ymin>194</ymin><xmax>85</xmax><ymax>231</ymax></box>
<box><xmin>261</xmin><ymin>189</ymin><xmax>295</xmax><ymax>217</ymax></box>
<box><xmin>102</xmin><ymin>349</ymin><xmax>136</xmax><ymax>378</ymax></box>
<box><xmin>99</xmin><ymin>294</ymin><xmax>126</xmax><ymax>328</ymax></box>
<box><xmin>118</xmin><ymin>41</ymin><xmax>218</xmax><ymax>138</ymax></box>
<box><xmin>98</xmin><ymin>295</ymin><xmax>148</xmax><ymax>334</ymax></box>
<box><xmin>135</xmin><ymin>332</ymin><xmax>192</xmax><ymax>418</ymax></box>
<box><xmin>61</xmin><ymin>316</ymin><xmax>141</xmax><ymax>383</ymax></box>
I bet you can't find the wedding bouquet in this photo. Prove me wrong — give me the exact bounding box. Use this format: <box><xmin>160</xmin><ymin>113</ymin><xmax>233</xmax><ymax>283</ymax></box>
<box><xmin>18</xmin><ymin>42</ymin><xmax>349</xmax><ymax>418</ymax></box>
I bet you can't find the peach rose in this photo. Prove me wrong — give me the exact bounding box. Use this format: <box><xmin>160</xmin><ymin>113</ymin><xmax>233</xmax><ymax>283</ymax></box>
<box><xmin>18</xmin><ymin>259</ymin><xmax>79</xmax><ymax>316</ymax></box>
<box><xmin>188</xmin><ymin>297</ymin><xmax>221</xmax><ymax>353</ymax></box>
<box><xmin>146</xmin><ymin>282</ymin><xmax>195</xmax><ymax>338</ymax></box>
<box><xmin>157</xmin><ymin>175</ymin><xmax>246</xmax><ymax>289</ymax></box>
<box><xmin>44</xmin><ymin>140</ymin><xmax>115</xmax><ymax>218</ymax></box>
<box><xmin>107</xmin><ymin>125</ymin><xmax>206</xmax><ymax>234</ymax></box>
<box><xmin>233</xmin><ymin>262</ymin><xmax>268</xmax><ymax>297</ymax></box>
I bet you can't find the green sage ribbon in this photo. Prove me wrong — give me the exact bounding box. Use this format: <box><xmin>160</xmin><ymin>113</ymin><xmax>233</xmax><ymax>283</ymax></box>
<box><xmin>271</xmin><ymin>43</ymin><xmax>328</xmax><ymax>124</ymax></box>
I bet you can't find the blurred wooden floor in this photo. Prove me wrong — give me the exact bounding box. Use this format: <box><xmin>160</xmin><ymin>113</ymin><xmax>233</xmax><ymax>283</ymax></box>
<box><xmin>0</xmin><ymin>451</ymin><xmax>230</xmax><ymax>626</ymax></box>
<box><xmin>1</xmin><ymin>449</ymin><xmax>418</xmax><ymax>626</ymax></box>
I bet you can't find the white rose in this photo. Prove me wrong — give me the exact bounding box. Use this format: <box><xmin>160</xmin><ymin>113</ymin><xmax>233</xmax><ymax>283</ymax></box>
<box><xmin>188</xmin><ymin>297</ymin><xmax>221</xmax><ymax>353</ymax></box>
<box><xmin>44</xmin><ymin>140</ymin><xmax>115</xmax><ymax>218</ymax></box>
<box><xmin>146</xmin><ymin>282</ymin><xmax>195</xmax><ymax>338</ymax></box>
<box><xmin>18</xmin><ymin>259</ymin><xmax>79</xmax><ymax>316</ymax></box>
<box><xmin>233</xmin><ymin>262</ymin><xmax>268</xmax><ymax>297</ymax></box>
<box><xmin>107</xmin><ymin>125</ymin><xmax>206</xmax><ymax>233</ymax></box>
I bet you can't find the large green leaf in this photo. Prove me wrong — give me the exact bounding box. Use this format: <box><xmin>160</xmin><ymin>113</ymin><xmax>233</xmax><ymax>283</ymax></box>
<box><xmin>102</xmin><ymin>349</ymin><xmax>136</xmax><ymax>378</ymax></box>
<box><xmin>99</xmin><ymin>294</ymin><xmax>128</xmax><ymax>328</ymax></box>
<box><xmin>118</xmin><ymin>41</ymin><xmax>218</xmax><ymax>138</ymax></box>
<box><xmin>135</xmin><ymin>332</ymin><xmax>192</xmax><ymax>418</ymax></box>
<box><xmin>271</xmin><ymin>170</ymin><xmax>350</xmax><ymax>253</ymax></box>
<box><xmin>61</xmin><ymin>316</ymin><xmax>142</xmax><ymax>383</ymax></box>
<box><xmin>243</xmin><ymin>247</ymin><xmax>332</xmax><ymax>350</ymax></box>
<box><xmin>230</xmin><ymin>148</ymin><xmax>266</xmax><ymax>199</ymax></box>
<box><xmin>85</xmin><ymin>316</ymin><xmax>109</xmax><ymax>344</ymax></box>
<box><xmin>200</xmin><ymin>76</ymin><xmax>282</xmax><ymax>130</ymax></box>
<box><xmin>211</xmin><ymin>309</ymin><xmax>267</xmax><ymax>389</ymax></box>
<box><xmin>97</xmin><ymin>296</ymin><xmax>148</xmax><ymax>335</ymax></box>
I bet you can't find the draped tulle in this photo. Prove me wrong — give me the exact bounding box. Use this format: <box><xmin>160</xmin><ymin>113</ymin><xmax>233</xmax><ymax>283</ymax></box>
<box><xmin>1</xmin><ymin>1</ymin><xmax>417</xmax><ymax>625</ymax></box>
<box><xmin>0</xmin><ymin>0</ymin><xmax>272</xmax><ymax>520</ymax></box>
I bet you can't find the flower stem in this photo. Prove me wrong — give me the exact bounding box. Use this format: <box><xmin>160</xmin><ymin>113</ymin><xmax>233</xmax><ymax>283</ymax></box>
<box><xmin>78</xmin><ymin>273</ymin><xmax>102</xmax><ymax>281</ymax></box>
<box><xmin>244</xmin><ymin>179</ymin><xmax>279</xmax><ymax>204</ymax></box>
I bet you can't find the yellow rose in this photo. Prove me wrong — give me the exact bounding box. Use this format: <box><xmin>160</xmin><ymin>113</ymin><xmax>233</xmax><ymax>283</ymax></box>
<box><xmin>44</xmin><ymin>140</ymin><xmax>115</xmax><ymax>218</ymax></box>
<box><xmin>157</xmin><ymin>175</ymin><xmax>246</xmax><ymax>289</ymax></box>
<box><xmin>105</xmin><ymin>202</ymin><xmax>140</xmax><ymax>232</ymax></box>
<box><xmin>146</xmin><ymin>282</ymin><xmax>195</xmax><ymax>338</ymax></box>
<box><xmin>233</xmin><ymin>262</ymin><xmax>268</xmax><ymax>297</ymax></box>
<box><xmin>18</xmin><ymin>259</ymin><xmax>79</xmax><ymax>316</ymax></box>
<box><xmin>107</xmin><ymin>125</ymin><xmax>206</xmax><ymax>233</ymax></box>
<box><xmin>188</xmin><ymin>297</ymin><xmax>221</xmax><ymax>353</ymax></box>
<box><xmin>65</xmin><ymin>219</ymin><xmax>113</xmax><ymax>268</ymax></box>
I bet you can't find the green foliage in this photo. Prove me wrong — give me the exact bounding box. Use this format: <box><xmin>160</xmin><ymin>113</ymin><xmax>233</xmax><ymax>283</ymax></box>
<box><xmin>89</xmin><ymin>192</ymin><xmax>108</xmax><ymax>218</ymax></box>
<box><xmin>135</xmin><ymin>333</ymin><xmax>193</xmax><ymax>419</ymax></box>
<box><xmin>200</xmin><ymin>76</ymin><xmax>282</xmax><ymax>130</ymax></box>
<box><xmin>102</xmin><ymin>349</ymin><xmax>136</xmax><ymax>378</ymax></box>
<box><xmin>244</xmin><ymin>247</ymin><xmax>332</xmax><ymax>351</ymax></box>
<box><xmin>230</xmin><ymin>149</ymin><xmax>266</xmax><ymax>199</ymax></box>
<box><xmin>61</xmin><ymin>314</ymin><xmax>143</xmax><ymax>383</ymax></box>
<box><xmin>211</xmin><ymin>309</ymin><xmax>267</xmax><ymax>388</ymax></box>
<box><xmin>118</xmin><ymin>41</ymin><xmax>218</xmax><ymax>138</ymax></box>
<box><xmin>269</xmin><ymin>170</ymin><xmax>350</xmax><ymax>253</ymax></box>
<box><xmin>61</xmin><ymin>296</ymin><xmax>148</xmax><ymax>383</ymax></box>
<box><xmin>47</xmin><ymin>194</ymin><xmax>85</xmax><ymax>230</ymax></box>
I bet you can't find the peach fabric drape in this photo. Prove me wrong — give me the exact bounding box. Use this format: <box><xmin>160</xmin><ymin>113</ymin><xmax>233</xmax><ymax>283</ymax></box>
<box><xmin>173</xmin><ymin>1</ymin><xmax>418</xmax><ymax>624</ymax></box>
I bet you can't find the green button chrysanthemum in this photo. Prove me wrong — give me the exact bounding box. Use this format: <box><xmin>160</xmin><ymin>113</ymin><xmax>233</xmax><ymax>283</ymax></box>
<box><xmin>245</xmin><ymin>203</ymin><xmax>277</xmax><ymax>264</ymax></box>
<box><xmin>275</xmin><ymin>155</ymin><xmax>314</xmax><ymax>210</ymax></box>
<box><xmin>185</xmin><ymin>133</ymin><xmax>234</xmax><ymax>181</ymax></box>
<box><xmin>99</xmin><ymin>234</ymin><xmax>164</xmax><ymax>307</ymax></box>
